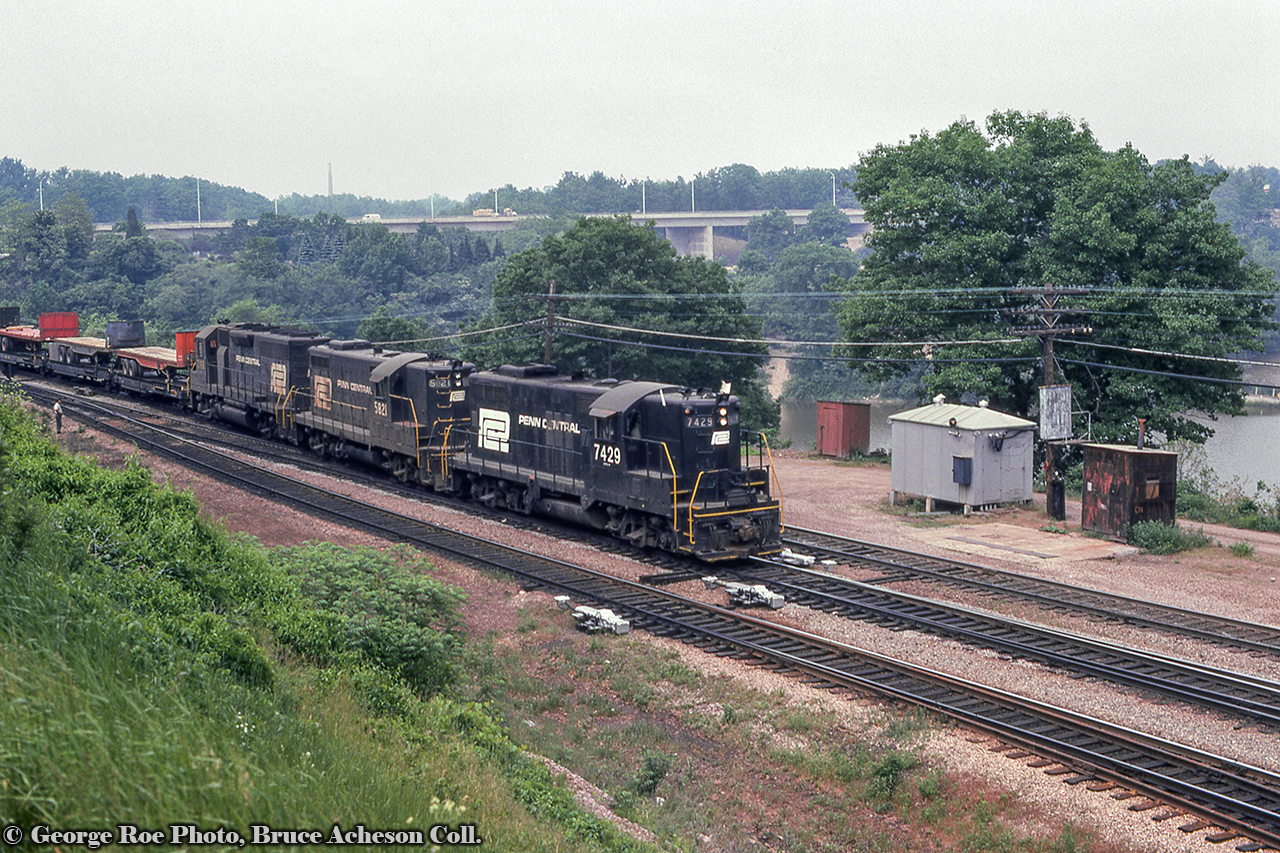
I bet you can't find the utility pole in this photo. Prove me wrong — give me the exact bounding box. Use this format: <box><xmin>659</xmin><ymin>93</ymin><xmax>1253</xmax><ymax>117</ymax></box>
<box><xmin>543</xmin><ymin>279</ymin><xmax>557</xmax><ymax>366</ymax></box>
<box><xmin>1006</xmin><ymin>284</ymin><xmax>1092</xmax><ymax>520</ymax></box>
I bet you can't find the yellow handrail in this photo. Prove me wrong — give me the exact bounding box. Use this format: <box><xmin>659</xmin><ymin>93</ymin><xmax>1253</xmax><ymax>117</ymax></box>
<box><xmin>656</xmin><ymin>441</ymin><xmax>680</xmax><ymax>536</ymax></box>
<box><xmin>441</xmin><ymin>423</ymin><xmax>455</xmax><ymax>480</ymax></box>
<box><xmin>759</xmin><ymin>432</ymin><xmax>785</xmax><ymax>532</ymax></box>
<box><xmin>687</xmin><ymin>470</ymin><xmax>707</xmax><ymax>544</ymax></box>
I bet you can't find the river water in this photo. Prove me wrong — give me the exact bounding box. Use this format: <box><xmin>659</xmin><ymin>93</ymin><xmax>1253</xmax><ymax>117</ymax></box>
<box><xmin>778</xmin><ymin>399</ymin><xmax>1280</xmax><ymax>491</ymax></box>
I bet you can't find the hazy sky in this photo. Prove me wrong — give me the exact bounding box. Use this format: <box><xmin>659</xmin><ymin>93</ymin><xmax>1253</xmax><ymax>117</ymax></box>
<box><xmin>4</xmin><ymin>0</ymin><xmax>1277</xmax><ymax>203</ymax></box>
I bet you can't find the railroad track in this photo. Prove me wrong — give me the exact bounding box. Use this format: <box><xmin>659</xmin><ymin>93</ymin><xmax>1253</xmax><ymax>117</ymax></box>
<box><xmin>40</xmin><ymin>391</ymin><xmax>1280</xmax><ymax>848</ymax></box>
<box><xmin>783</xmin><ymin>525</ymin><xmax>1280</xmax><ymax>656</ymax></box>
<box><xmin>728</xmin><ymin>559</ymin><xmax>1280</xmax><ymax>729</ymax></box>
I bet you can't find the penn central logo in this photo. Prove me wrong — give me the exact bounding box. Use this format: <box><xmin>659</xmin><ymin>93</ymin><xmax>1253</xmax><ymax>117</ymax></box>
<box><xmin>478</xmin><ymin>407</ymin><xmax>510</xmax><ymax>453</ymax></box>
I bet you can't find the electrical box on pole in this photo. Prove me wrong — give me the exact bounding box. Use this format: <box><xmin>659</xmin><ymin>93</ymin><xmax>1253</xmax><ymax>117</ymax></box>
<box><xmin>1039</xmin><ymin>384</ymin><xmax>1073</xmax><ymax>441</ymax></box>
<box><xmin>1005</xmin><ymin>284</ymin><xmax>1092</xmax><ymax>521</ymax></box>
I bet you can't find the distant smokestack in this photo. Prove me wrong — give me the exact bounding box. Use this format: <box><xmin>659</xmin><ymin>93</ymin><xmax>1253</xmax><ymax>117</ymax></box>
<box><xmin>328</xmin><ymin>163</ymin><xmax>333</xmax><ymax>197</ymax></box>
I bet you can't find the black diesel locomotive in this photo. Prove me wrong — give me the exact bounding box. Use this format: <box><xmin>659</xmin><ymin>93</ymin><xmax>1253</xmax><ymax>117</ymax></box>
<box><xmin>0</xmin><ymin>313</ymin><xmax>784</xmax><ymax>561</ymax></box>
<box><xmin>448</xmin><ymin>365</ymin><xmax>783</xmax><ymax>560</ymax></box>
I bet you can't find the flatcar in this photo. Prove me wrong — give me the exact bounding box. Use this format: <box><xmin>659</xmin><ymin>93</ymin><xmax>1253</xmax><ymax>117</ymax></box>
<box><xmin>445</xmin><ymin>364</ymin><xmax>783</xmax><ymax>561</ymax></box>
<box><xmin>0</xmin><ymin>309</ymin><xmax>194</xmax><ymax>401</ymax></box>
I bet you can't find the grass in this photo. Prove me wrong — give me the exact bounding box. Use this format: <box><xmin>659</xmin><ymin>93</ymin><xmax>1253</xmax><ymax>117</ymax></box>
<box><xmin>1128</xmin><ymin>520</ymin><xmax>1214</xmax><ymax>554</ymax></box>
<box><xmin>1174</xmin><ymin>471</ymin><xmax>1280</xmax><ymax>533</ymax></box>
<box><xmin>0</xmin><ymin>384</ymin><xmax>649</xmax><ymax>853</ymax></box>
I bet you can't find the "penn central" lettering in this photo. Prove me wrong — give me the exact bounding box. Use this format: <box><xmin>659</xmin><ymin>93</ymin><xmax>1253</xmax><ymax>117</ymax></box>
<box><xmin>518</xmin><ymin>414</ymin><xmax>581</xmax><ymax>434</ymax></box>
<box><xmin>337</xmin><ymin>379</ymin><xmax>372</xmax><ymax>395</ymax></box>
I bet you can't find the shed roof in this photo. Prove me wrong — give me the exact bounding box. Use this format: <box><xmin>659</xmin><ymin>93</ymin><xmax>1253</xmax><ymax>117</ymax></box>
<box><xmin>1083</xmin><ymin>443</ymin><xmax>1177</xmax><ymax>457</ymax></box>
<box><xmin>889</xmin><ymin>402</ymin><xmax>1035</xmax><ymax>431</ymax></box>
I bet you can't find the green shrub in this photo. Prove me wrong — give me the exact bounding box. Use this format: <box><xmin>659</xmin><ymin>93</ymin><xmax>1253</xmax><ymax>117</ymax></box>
<box><xmin>630</xmin><ymin>752</ymin><xmax>671</xmax><ymax>796</ymax></box>
<box><xmin>866</xmin><ymin>750</ymin><xmax>917</xmax><ymax>804</ymax></box>
<box><xmin>270</xmin><ymin>543</ymin><xmax>467</xmax><ymax>696</ymax></box>
<box><xmin>1128</xmin><ymin>520</ymin><xmax>1212</xmax><ymax>554</ymax></box>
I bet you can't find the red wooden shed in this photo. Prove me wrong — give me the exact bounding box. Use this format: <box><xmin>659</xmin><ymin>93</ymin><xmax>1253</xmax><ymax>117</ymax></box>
<box><xmin>816</xmin><ymin>401</ymin><xmax>871</xmax><ymax>459</ymax></box>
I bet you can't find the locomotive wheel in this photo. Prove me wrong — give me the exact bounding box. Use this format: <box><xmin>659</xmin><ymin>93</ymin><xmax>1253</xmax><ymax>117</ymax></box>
<box><xmin>656</xmin><ymin>520</ymin><xmax>678</xmax><ymax>553</ymax></box>
<box><xmin>391</xmin><ymin>456</ymin><xmax>417</xmax><ymax>483</ymax></box>
<box><xmin>512</xmin><ymin>486</ymin><xmax>529</xmax><ymax>514</ymax></box>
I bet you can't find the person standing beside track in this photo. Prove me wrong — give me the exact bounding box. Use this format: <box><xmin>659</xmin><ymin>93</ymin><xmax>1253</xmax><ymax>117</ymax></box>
<box><xmin>53</xmin><ymin>399</ymin><xmax>62</xmax><ymax>434</ymax></box>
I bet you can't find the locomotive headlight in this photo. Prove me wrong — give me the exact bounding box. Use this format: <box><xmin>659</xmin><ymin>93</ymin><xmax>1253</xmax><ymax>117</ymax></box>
<box><xmin>718</xmin><ymin>407</ymin><xmax>727</xmax><ymax>416</ymax></box>
<box><xmin>720</xmin><ymin>418</ymin><xmax>728</xmax><ymax>426</ymax></box>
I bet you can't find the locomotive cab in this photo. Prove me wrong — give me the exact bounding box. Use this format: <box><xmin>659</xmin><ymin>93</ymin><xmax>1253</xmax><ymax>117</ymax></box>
<box><xmin>450</xmin><ymin>366</ymin><xmax>783</xmax><ymax>561</ymax></box>
<box><xmin>603</xmin><ymin>387</ymin><xmax>782</xmax><ymax>560</ymax></box>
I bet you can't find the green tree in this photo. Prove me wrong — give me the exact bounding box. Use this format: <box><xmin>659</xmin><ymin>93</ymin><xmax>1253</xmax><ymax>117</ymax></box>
<box><xmin>836</xmin><ymin>110</ymin><xmax>1278</xmax><ymax>445</ymax></box>
<box><xmin>89</xmin><ymin>232</ymin><xmax>172</xmax><ymax>287</ymax></box>
<box><xmin>465</xmin><ymin>216</ymin><xmax>777</xmax><ymax>430</ymax></box>
<box><xmin>764</xmin><ymin>241</ymin><xmax>859</xmax><ymax>340</ymax></box>
<box><xmin>801</xmin><ymin>201</ymin><xmax>853</xmax><ymax>247</ymax></box>
<box><xmin>53</xmin><ymin>193</ymin><xmax>95</xmax><ymax>266</ymax></box>
<box><xmin>124</xmin><ymin>206</ymin><xmax>144</xmax><ymax>239</ymax></box>
<box><xmin>237</xmin><ymin>236</ymin><xmax>286</xmax><ymax>280</ymax></box>
<box><xmin>744</xmin><ymin>208</ymin><xmax>795</xmax><ymax>262</ymax></box>
<box><xmin>357</xmin><ymin>305</ymin><xmax>429</xmax><ymax>346</ymax></box>
<box><xmin>339</xmin><ymin>223</ymin><xmax>418</xmax><ymax>295</ymax></box>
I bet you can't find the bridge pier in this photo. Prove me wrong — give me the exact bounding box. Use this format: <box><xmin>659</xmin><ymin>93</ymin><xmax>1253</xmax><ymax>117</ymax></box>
<box><xmin>662</xmin><ymin>224</ymin><xmax>715</xmax><ymax>259</ymax></box>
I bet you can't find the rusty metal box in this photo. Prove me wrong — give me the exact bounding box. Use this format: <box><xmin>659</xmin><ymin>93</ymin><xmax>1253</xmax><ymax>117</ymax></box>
<box><xmin>1081</xmin><ymin>444</ymin><xmax>1178</xmax><ymax>539</ymax></box>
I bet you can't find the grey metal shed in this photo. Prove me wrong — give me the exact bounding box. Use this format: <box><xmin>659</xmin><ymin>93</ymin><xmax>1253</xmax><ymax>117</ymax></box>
<box><xmin>889</xmin><ymin>400</ymin><xmax>1036</xmax><ymax>513</ymax></box>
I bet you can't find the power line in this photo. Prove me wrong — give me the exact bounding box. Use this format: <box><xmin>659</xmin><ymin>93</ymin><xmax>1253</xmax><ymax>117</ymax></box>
<box><xmin>558</xmin><ymin>330</ymin><xmax>1037</xmax><ymax>365</ymax></box>
<box><xmin>1059</xmin><ymin>358</ymin><xmax>1280</xmax><ymax>392</ymax></box>
<box><xmin>557</xmin><ymin>316</ymin><xmax>1024</xmax><ymax>348</ymax></box>
<box><xmin>1060</xmin><ymin>338</ymin><xmax>1280</xmax><ymax>369</ymax></box>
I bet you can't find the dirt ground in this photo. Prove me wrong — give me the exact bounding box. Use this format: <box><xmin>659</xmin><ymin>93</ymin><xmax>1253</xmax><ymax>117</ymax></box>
<box><xmin>51</xmin><ymin>419</ymin><xmax>1280</xmax><ymax>853</ymax></box>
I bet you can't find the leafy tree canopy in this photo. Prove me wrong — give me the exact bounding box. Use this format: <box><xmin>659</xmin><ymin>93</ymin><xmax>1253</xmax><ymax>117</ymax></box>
<box><xmin>463</xmin><ymin>216</ymin><xmax>778</xmax><ymax>431</ymax></box>
<box><xmin>836</xmin><ymin>110</ymin><xmax>1278</xmax><ymax>446</ymax></box>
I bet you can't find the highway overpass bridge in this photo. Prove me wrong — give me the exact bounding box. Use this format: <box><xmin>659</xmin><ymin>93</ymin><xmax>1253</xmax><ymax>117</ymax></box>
<box><xmin>99</xmin><ymin>209</ymin><xmax>868</xmax><ymax>259</ymax></box>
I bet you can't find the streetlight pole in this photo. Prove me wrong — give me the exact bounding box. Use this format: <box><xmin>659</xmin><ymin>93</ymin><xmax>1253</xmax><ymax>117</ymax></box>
<box><xmin>828</xmin><ymin>172</ymin><xmax>836</xmax><ymax>206</ymax></box>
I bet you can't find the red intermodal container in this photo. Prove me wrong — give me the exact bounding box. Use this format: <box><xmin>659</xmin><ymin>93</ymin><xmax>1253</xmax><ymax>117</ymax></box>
<box><xmin>173</xmin><ymin>330</ymin><xmax>197</xmax><ymax>369</ymax></box>
<box><xmin>37</xmin><ymin>312</ymin><xmax>79</xmax><ymax>339</ymax></box>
